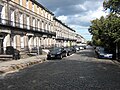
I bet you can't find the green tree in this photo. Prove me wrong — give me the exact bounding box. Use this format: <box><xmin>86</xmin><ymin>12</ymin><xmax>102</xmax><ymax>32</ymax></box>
<box><xmin>103</xmin><ymin>0</ymin><xmax>120</xmax><ymax>14</ymax></box>
<box><xmin>89</xmin><ymin>14</ymin><xmax>120</xmax><ymax>58</ymax></box>
<box><xmin>89</xmin><ymin>0</ymin><xmax>120</xmax><ymax>59</ymax></box>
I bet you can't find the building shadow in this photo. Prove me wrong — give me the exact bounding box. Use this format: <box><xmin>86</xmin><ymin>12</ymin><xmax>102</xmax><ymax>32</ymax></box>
<box><xmin>76</xmin><ymin>48</ymin><xmax>97</xmax><ymax>58</ymax></box>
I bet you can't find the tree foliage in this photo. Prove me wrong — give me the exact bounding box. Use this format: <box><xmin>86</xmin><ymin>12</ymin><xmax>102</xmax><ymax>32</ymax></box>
<box><xmin>103</xmin><ymin>0</ymin><xmax>120</xmax><ymax>14</ymax></box>
<box><xmin>89</xmin><ymin>14</ymin><xmax>120</xmax><ymax>52</ymax></box>
<box><xmin>89</xmin><ymin>0</ymin><xmax>120</xmax><ymax>57</ymax></box>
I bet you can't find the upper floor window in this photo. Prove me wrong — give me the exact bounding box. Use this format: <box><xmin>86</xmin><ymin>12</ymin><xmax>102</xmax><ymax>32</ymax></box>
<box><xmin>32</xmin><ymin>2</ymin><xmax>34</xmax><ymax>12</ymax></box>
<box><xmin>45</xmin><ymin>23</ymin><xmax>48</xmax><ymax>30</ymax></box>
<box><xmin>45</xmin><ymin>12</ymin><xmax>47</xmax><ymax>18</ymax></box>
<box><xmin>37</xmin><ymin>19</ymin><xmax>40</xmax><ymax>29</ymax></box>
<box><xmin>19</xmin><ymin>0</ymin><xmax>22</xmax><ymax>6</ymax></box>
<box><xmin>48</xmin><ymin>14</ymin><xmax>51</xmax><ymax>20</ymax></box>
<box><xmin>51</xmin><ymin>16</ymin><xmax>53</xmax><ymax>21</ymax></box>
<box><xmin>19</xmin><ymin>13</ymin><xmax>23</xmax><ymax>28</ymax></box>
<box><xmin>0</xmin><ymin>5</ymin><xmax>3</xmax><ymax>23</ymax></box>
<box><xmin>33</xmin><ymin>18</ymin><xmax>35</xmax><ymax>30</ymax></box>
<box><xmin>43</xmin><ymin>10</ymin><xmax>45</xmax><ymax>17</ymax></box>
<box><xmin>0</xmin><ymin>5</ymin><xmax>3</xmax><ymax>16</ymax></box>
<box><xmin>26</xmin><ymin>15</ymin><xmax>30</xmax><ymax>29</ymax></box>
<box><xmin>42</xmin><ymin>21</ymin><xmax>44</xmax><ymax>29</ymax></box>
<box><xmin>26</xmin><ymin>0</ymin><xmax>29</xmax><ymax>9</ymax></box>
<box><xmin>10</xmin><ymin>9</ymin><xmax>15</xmax><ymax>26</ymax></box>
<box><xmin>37</xmin><ymin>6</ymin><xmax>39</xmax><ymax>14</ymax></box>
<box><xmin>48</xmin><ymin>24</ymin><xmax>51</xmax><ymax>31</ymax></box>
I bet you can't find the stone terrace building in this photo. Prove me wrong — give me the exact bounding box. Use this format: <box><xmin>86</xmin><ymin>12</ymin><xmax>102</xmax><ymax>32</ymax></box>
<box><xmin>0</xmin><ymin>0</ymin><xmax>78</xmax><ymax>56</ymax></box>
<box><xmin>54</xmin><ymin>17</ymin><xmax>76</xmax><ymax>47</ymax></box>
<box><xmin>0</xmin><ymin>0</ymin><xmax>56</xmax><ymax>55</ymax></box>
<box><xmin>76</xmin><ymin>34</ymin><xmax>86</xmax><ymax>44</ymax></box>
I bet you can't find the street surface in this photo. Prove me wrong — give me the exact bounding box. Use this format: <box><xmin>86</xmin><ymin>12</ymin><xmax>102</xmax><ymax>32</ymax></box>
<box><xmin>0</xmin><ymin>47</ymin><xmax>120</xmax><ymax>90</ymax></box>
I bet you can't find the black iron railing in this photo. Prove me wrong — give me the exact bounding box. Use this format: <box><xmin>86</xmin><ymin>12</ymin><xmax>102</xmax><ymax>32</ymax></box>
<box><xmin>0</xmin><ymin>18</ymin><xmax>56</xmax><ymax>36</ymax></box>
<box><xmin>56</xmin><ymin>36</ymin><xmax>76</xmax><ymax>41</ymax></box>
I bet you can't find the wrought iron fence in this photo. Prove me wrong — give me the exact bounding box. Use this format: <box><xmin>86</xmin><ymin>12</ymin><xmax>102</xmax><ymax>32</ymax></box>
<box><xmin>0</xmin><ymin>18</ymin><xmax>56</xmax><ymax>36</ymax></box>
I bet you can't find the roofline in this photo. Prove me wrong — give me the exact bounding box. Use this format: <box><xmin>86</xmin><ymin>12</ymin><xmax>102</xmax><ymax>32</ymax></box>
<box><xmin>30</xmin><ymin>0</ymin><xmax>54</xmax><ymax>15</ymax></box>
<box><xmin>54</xmin><ymin>17</ymin><xmax>76</xmax><ymax>32</ymax></box>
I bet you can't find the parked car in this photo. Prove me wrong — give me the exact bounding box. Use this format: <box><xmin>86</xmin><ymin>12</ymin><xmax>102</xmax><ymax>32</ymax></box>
<box><xmin>95</xmin><ymin>47</ymin><xmax>113</xmax><ymax>59</ymax></box>
<box><xmin>79</xmin><ymin>46</ymin><xmax>83</xmax><ymax>50</ymax></box>
<box><xmin>13</xmin><ymin>49</ymin><xmax>20</xmax><ymax>60</ymax></box>
<box><xmin>6</xmin><ymin>46</ymin><xmax>20</xmax><ymax>60</ymax></box>
<box><xmin>73</xmin><ymin>46</ymin><xmax>80</xmax><ymax>52</ymax></box>
<box><xmin>47</xmin><ymin>47</ymin><xmax>67</xmax><ymax>59</ymax></box>
<box><xmin>64</xmin><ymin>47</ymin><xmax>73</xmax><ymax>56</ymax></box>
<box><xmin>97</xmin><ymin>50</ymin><xmax>113</xmax><ymax>59</ymax></box>
<box><xmin>70</xmin><ymin>46</ymin><xmax>77</xmax><ymax>53</ymax></box>
<box><xmin>95</xmin><ymin>46</ymin><xmax>104</xmax><ymax>54</ymax></box>
<box><xmin>29</xmin><ymin>47</ymin><xmax>42</xmax><ymax>55</ymax></box>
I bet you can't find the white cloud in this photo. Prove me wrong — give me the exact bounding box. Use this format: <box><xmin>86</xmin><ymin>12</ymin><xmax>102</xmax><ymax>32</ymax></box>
<box><xmin>57</xmin><ymin>15</ymin><xmax>68</xmax><ymax>23</ymax></box>
<box><xmin>38</xmin><ymin>0</ymin><xmax>107</xmax><ymax>40</ymax></box>
<box><xmin>91</xmin><ymin>6</ymin><xmax>108</xmax><ymax>19</ymax></box>
<box><xmin>75</xmin><ymin>4</ymin><xmax>87</xmax><ymax>11</ymax></box>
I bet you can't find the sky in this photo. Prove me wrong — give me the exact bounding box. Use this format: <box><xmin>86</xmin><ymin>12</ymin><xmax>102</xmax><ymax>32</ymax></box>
<box><xmin>38</xmin><ymin>0</ymin><xmax>108</xmax><ymax>41</ymax></box>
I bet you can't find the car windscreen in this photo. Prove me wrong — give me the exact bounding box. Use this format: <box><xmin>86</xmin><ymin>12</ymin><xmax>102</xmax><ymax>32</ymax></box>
<box><xmin>50</xmin><ymin>48</ymin><xmax>61</xmax><ymax>52</ymax></box>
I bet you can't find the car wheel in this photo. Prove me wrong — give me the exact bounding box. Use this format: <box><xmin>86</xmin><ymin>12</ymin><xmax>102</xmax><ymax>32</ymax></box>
<box><xmin>65</xmin><ymin>53</ymin><xmax>67</xmax><ymax>57</ymax></box>
<box><xmin>59</xmin><ymin>54</ymin><xmax>63</xmax><ymax>59</ymax></box>
<box><xmin>47</xmin><ymin>57</ymin><xmax>51</xmax><ymax>60</ymax></box>
<box><xmin>67</xmin><ymin>52</ymin><xmax>70</xmax><ymax>56</ymax></box>
<box><xmin>98</xmin><ymin>55</ymin><xmax>101</xmax><ymax>59</ymax></box>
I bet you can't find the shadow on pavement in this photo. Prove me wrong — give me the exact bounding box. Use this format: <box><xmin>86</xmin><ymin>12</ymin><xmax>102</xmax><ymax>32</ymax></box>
<box><xmin>76</xmin><ymin>48</ymin><xmax>97</xmax><ymax>58</ymax></box>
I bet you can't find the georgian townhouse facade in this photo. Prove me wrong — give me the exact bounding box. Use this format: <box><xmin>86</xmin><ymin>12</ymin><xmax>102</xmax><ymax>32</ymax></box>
<box><xmin>54</xmin><ymin>17</ymin><xmax>76</xmax><ymax>47</ymax></box>
<box><xmin>0</xmin><ymin>0</ymin><xmax>80</xmax><ymax>57</ymax></box>
<box><xmin>76</xmin><ymin>34</ymin><xmax>87</xmax><ymax>45</ymax></box>
<box><xmin>0</xmin><ymin>0</ymin><xmax>56</xmax><ymax>55</ymax></box>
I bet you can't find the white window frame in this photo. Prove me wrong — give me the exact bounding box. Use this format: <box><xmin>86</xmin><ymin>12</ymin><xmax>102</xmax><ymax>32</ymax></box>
<box><xmin>45</xmin><ymin>23</ymin><xmax>48</xmax><ymax>30</ymax></box>
<box><xmin>20</xmin><ymin>0</ymin><xmax>22</xmax><ymax>6</ymax></box>
<box><xmin>42</xmin><ymin>21</ymin><xmax>44</xmax><ymax>29</ymax></box>
<box><xmin>1</xmin><ymin>6</ymin><xmax>6</xmax><ymax>24</ymax></box>
<box><xmin>32</xmin><ymin>2</ymin><xmax>34</xmax><ymax>12</ymax></box>
<box><xmin>38</xmin><ymin>20</ymin><xmax>40</xmax><ymax>30</ymax></box>
<box><xmin>26</xmin><ymin>0</ymin><xmax>29</xmax><ymax>9</ymax></box>
<box><xmin>49</xmin><ymin>24</ymin><xmax>50</xmax><ymax>31</ymax></box>
<box><xmin>33</xmin><ymin>18</ymin><xmax>35</xmax><ymax>30</ymax></box>
<box><xmin>11</xmin><ymin>9</ymin><xmax>15</xmax><ymax>26</ymax></box>
<box><xmin>0</xmin><ymin>5</ymin><xmax>3</xmax><ymax>19</ymax></box>
<box><xmin>27</xmin><ymin>15</ymin><xmax>30</xmax><ymax>29</ymax></box>
<box><xmin>37</xmin><ymin>6</ymin><xmax>39</xmax><ymax>14</ymax></box>
<box><xmin>19</xmin><ymin>13</ymin><xmax>23</xmax><ymax>28</ymax></box>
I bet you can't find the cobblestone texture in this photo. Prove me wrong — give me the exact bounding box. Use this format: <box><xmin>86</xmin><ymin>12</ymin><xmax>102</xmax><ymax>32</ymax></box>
<box><xmin>0</xmin><ymin>48</ymin><xmax>120</xmax><ymax>90</ymax></box>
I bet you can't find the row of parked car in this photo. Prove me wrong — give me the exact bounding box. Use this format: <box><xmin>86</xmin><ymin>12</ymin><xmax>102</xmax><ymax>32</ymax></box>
<box><xmin>47</xmin><ymin>46</ymin><xmax>85</xmax><ymax>60</ymax></box>
<box><xmin>4</xmin><ymin>45</ymin><xmax>86</xmax><ymax>60</ymax></box>
<box><xmin>95</xmin><ymin>46</ymin><xmax>113</xmax><ymax>59</ymax></box>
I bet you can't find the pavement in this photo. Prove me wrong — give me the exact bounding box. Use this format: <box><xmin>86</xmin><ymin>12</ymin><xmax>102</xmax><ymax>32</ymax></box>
<box><xmin>0</xmin><ymin>54</ymin><xmax>47</xmax><ymax>74</ymax></box>
<box><xmin>0</xmin><ymin>49</ymin><xmax>120</xmax><ymax>90</ymax></box>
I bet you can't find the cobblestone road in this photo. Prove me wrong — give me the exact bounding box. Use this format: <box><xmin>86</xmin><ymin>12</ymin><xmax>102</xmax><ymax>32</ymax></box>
<box><xmin>0</xmin><ymin>48</ymin><xmax>120</xmax><ymax>90</ymax></box>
